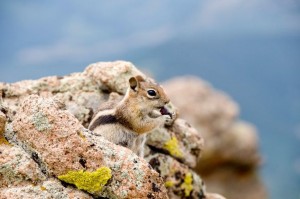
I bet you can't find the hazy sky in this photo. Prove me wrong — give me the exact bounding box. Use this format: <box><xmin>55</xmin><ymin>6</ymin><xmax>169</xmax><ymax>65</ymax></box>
<box><xmin>0</xmin><ymin>0</ymin><xmax>299</xmax><ymax>80</ymax></box>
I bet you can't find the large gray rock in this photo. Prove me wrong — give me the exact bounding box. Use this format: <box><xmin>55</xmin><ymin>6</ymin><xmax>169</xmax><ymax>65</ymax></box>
<box><xmin>163</xmin><ymin>76</ymin><xmax>266</xmax><ymax>199</ymax></box>
<box><xmin>4</xmin><ymin>95</ymin><xmax>168</xmax><ymax>198</ymax></box>
<box><xmin>0</xmin><ymin>61</ymin><xmax>222</xmax><ymax>199</ymax></box>
<box><xmin>162</xmin><ymin>76</ymin><xmax>261</xmax><ymax>168</ymax></box>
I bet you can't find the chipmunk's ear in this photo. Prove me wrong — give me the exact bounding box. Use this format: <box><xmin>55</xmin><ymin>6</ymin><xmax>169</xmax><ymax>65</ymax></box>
<box><xmin>129</xmin><ymin>76</ymin><xmax>139</xmax><ymax>91</ymax></box>
<box><xmin>135</xmin><ymin>75</ymin><xmax>145</xmax><ymax>82</ymax></box>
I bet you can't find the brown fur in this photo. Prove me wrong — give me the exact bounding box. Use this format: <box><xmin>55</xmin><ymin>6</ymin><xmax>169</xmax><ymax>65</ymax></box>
<box><xmin>88</xmin><ymin>76</ymin><xmax>171</xmax><ymax>157</ymax></box>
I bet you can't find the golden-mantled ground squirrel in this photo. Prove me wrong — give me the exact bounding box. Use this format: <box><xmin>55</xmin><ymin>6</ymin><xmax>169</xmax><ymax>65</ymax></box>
<box><xmin>88</xmin><ymin>76</ymin><xmax>173</xmax><ymax>157</ymax></box>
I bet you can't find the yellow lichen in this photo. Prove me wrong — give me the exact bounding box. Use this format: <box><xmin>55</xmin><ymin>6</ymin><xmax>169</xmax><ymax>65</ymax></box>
<box><xmin>163</xmin><ymin>136</ymin><xmax>183</xmax><ymax>158</ymax></box>
<box><xmin>58</xmin><ymin>167</ymin><xmax>112</xmax><ymax>194</ymax></box>
<box><xmin>180</xmin><ymin>173</ymin><xmax>193</xmax><ymax>197</ymax></box>
<box><xmin>165</xmin><ymin>180</ymin><xmax>175</xmax><ymax>188</ymax></box>
<box><xmin>77</xmin><ymin>131</ymin><xmax>86</xmax><ymax>141</ymax></box>
<box><xmin>40</xmin><ymin>186</ymin><xmax>47</xmax><ymax>191</ymax></box>
<box><xmin>0</xmin><ymin>136</ymin><xmax>9</xmax><ymax>145</ymax></box>
<box><xmin>0</xmin><ymin>123</ymin><xmax>9</xmax><ymax>145</ymax></box>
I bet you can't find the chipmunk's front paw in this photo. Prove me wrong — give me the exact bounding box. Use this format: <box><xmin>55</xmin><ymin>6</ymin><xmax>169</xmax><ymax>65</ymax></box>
<box><xmin>163</xmin><ymin>102</ymin><xmax>178</xmax><ymax>126</ymax></box>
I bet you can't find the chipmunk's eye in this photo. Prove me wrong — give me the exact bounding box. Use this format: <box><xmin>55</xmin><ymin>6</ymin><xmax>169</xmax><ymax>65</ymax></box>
<box><xmin>147</xmin><ymin>89</ymin><xmax>157</xmax><ymax>97</ymax></box>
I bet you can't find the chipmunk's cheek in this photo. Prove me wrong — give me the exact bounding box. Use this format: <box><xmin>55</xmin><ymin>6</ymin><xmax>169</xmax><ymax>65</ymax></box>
<box><xmin>149</xmin><ymin>109</ymin><xmax>161</xmax><ymax>118</ymax></box>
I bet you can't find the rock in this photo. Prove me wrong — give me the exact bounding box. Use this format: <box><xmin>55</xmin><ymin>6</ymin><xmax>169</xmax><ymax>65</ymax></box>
<box><xmin>163</xmin><ymin>76</ymin><xmax>239</xmax><ymax>134</ymax></box>
<box><xmin>0</xmin><ymin>145</ymin><xmax>46</xmax><ymax>187</ymax></box>
<box><xmin>0</xmin><ymin>61</ymin><xmax>225</xmax><ymax>198</ymax></box>
<box><xmin>11</xmin><ymin>95</ymin><xmax>104</xmax><ymax>177</ymax></box>
<box><xmin>82</xmin><ymin>129</ymin><xmax>168</xmax><ymax>198</ymax></box>
<box><xmin>7</xmin><ymin>94</ymin><xmax>168</xmax><ymax>198</ymax></box>
<box><xmin>162</xmin><ymin>76</ymin><xmax>261</xmax><ymax>168</ymax></box>
<box><xmin>0</xmin><ymin>144</ymin><xmax>91</xmax><ymax>199</ymax></box>
<box><xmin>0</xmin><ymin>73</ymin><xmax>106</xmax><ymax>128</ymax></box>
<box><xmin>206</xmin><ymin>193</ymin><xmax>227</xmax><ymax>199</ymax></box>
<box><xmin>202</xmin><ymin>168</ymin><xmax>267</xmax><ymax>199</ymax></box>
<box><xmin>146</xmin><ymin>153</ymin><xmax>206</xmax><ymax>199</ymax></box>
<box><xmin>0</xmin><ymin>179</ymin><xmax>92</xmax><ymax>199</ymax></box>
<box><xmin>147</xmin><ymin>118</ymin><xmax>203</xmax><ymax>168</ymax></box>
<box><xmin>197</xmin><ymin>121</ymin><xmax>260</xmax><ymax>171</ymax></box>
<box><xmin>163</xmin><ymin>76</ymin><xmax>265</xmax><ymax>199</ymax></box>
<box><xmin>83</xmin><ymin>61</ymin><xmax>146</xmax><ymax>94</ymax></box>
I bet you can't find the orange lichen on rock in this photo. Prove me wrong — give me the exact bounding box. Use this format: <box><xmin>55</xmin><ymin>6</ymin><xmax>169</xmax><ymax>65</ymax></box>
<box><xmin>0</xmin><ymin>111</ymin><xmax>9</xmax><ymax>145</ymax></box>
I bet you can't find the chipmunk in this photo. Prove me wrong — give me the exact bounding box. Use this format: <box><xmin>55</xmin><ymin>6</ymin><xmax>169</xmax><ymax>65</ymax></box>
<box><xmin>88</xmin><ymin>75</ymin><xmax>173</xmax><ymax>157</ymax></box>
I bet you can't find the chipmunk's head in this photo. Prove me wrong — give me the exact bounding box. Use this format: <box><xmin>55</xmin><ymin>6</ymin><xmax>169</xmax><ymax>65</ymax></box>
<box><xmin>128</xmin><ymin>76</ymin><xmax>172</xmax><ymax>119</ymax></box>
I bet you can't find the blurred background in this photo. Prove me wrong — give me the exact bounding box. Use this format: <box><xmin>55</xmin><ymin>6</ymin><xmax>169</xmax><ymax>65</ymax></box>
<box><xmin>0</xmin><ymin>1</ymin><xmax>299</xmax><ymax>198</ymax></box>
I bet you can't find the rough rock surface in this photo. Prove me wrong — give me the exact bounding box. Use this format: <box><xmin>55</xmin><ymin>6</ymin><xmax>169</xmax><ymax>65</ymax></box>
<box><xmin>146</xmin><ymin>153</ymin><xmax>205</xmax><ymax>199</ymax></box>
<box><xmin>164</xmin><ymin>77</ymin><xmax>238</xmax><ymax>132</ymax></box>
<box><xmin>83</xmin><ymin>61</ymin><xmax>146</xmax><ymax>94</ymax></box>
<box><xmin>3</xmin><ymin>94</ymin><xmax>168</xmax><ymax>198</ymax></box>
<box><xmin>163</xmin><ymin>76</ymin><xmax>266</xmax><ymax>199</ymax></box>
<box><xmin>201</xmin><ymin>168</ymin><xmax>266</xmax><ymax>199</ymax></box>
<box><xmin>11</xmin><ymin>95</ymin><xmax>104</xmax><ymax>177</ymax></box>
<box><xmin>0</xmin><ymin>61</ymin><xmax>222</xmax><ymax>198</ymax></box>
<box><xmin>0</xmin><ymin>144</ymin><xmax>46</xmax><ymax>188</ymax></box>
<box><xmin>0</xmin><ymin>179</ymin><xmax>93</xmax><ymax>199</ymax></box>
<box><xmin>146</xmin><ymin>118</ymin><xmax>203</xmax><ymax>168</ymax></box>
<box><xmin>162</xmin><ymin>76</ymin><xmax>260</xmax><ymax>167</ymax></box>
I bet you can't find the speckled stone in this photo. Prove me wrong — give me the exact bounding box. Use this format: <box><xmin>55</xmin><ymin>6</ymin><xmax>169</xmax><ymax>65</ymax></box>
<box><xmin>83</xmin><ymin>61</ymin><xmax>146</xmax><ymax>94</ymax></box>
<box><xmin>12</xmin><ymin>95</ymin><xmax>105</xmax><ymax>177</ymax></box>
<box><xmin>1</xmin><ymin>77</ymin><xmax>104</xmax><ymax>128</ymax></box>
<box><xmin>0</xmin><ymin>179</ymin><xmax>92</xmax><ymax>199</ymax></box>
<box><xmin>10</xmin><ymin>95</ymin><xmax>168</xmax><ymax>198</ymax></box>
<box><xmin>0</xmin><ymin>145</ymin><xmax>46</xmax><ymax>187</ymax></box>
<box><xmin>162</xmin><ymin>76</ymin><xmax>261</xmax><ymax>170</ymax></box>
<box><xmin>163</xmin><ymin>76</ymin><xmax>265</xmax><ymax>199</ymax></box>
<box><xmin>147</xmin><ymin>118</ymin><xmax>203</xmax><ymax>168</ymax></box>
<box><xmin>82</xmin><ymin>129</ymin><xmax>168</xmax><ymax>199</ymax></box>
<box><xmin>0</xmin><ymin>61</ymin><xmax>229</xmax><ymax>199</ymax></box>
<box><xmin>146</xmin><ymin>153</ymin><xmax>206</xmax><ymax>198</ymax></box>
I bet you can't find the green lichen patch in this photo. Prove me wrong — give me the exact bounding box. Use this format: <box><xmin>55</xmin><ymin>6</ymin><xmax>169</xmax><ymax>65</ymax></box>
<box><xmin>58</xmin><ymin>167</ymin><xmax>112</xmax><ymax>194</ymax></box>
<box><xmin>180</xmin><ymin>173</ymin><xmax>193</xmax><ymax>197</ymax></box>
<box><xmin>77</xmin><ymin>131</ymin><xmax>86</xmax><ymax>141</ymax></box>
<box><xmin>31</xmin><ymin>112</ymin><xmax>52</xmax><ymax>132</ymax></box>
<box><xmin>163</xmin><ymin>136</ymin><xmax>183</xmax><ymax>158</ymax></box>
<box><xmin>165</xmin><ymin>180</ymin><xmax>175</xmax><ymax>188</ymax></box>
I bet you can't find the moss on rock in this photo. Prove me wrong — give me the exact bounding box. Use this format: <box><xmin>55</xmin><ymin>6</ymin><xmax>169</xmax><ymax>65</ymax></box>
<box><xmin>164</xmin><ymin>180</ymin><xmax>175</xmax><ymax>188</ymax></box>
<box><xmin>180</xmin><ymin>172</ymin><xmax>193</xmax><ymax>197</ymax></box>
<box><xmin>58</xmin><ymin>167</ymin><xmax>112</xmax><ymax>194</ymax></box>
<box><xmin>163</xmin><ymin>136</ymin><xmax>183</xmax><ymax>158</ymax></box>
<box><xmin>0</xmin><ymin>111</ymin><xmax>9</xmax><ymax>145</ymax></box>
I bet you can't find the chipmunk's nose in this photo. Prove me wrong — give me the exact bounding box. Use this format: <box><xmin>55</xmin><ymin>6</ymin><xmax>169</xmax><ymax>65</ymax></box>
<box><xmin>164</xmin><ymin>96</ymin><xmax>170</xmax><ymax>104</ymax></box>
